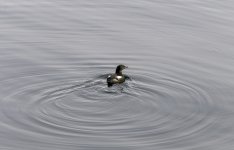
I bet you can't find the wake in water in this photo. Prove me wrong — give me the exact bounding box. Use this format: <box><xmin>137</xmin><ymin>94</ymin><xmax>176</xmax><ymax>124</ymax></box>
<box><xmin>46</xmin><ymin>73</ymin><xmax>133</xmax><ymax>101</ymax></box>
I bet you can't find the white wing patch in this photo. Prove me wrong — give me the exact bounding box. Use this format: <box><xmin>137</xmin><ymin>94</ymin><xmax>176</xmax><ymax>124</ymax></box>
<box><xmin>116</xmin><ymin>76</ymin><xmax>122</xmax><ymax>80</ymax></box>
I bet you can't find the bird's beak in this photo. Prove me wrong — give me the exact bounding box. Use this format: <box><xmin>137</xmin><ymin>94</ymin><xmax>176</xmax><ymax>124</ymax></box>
<box><xmin>125</xmin><ymin>66</ymin><xmax>128</xmax><ymax>68</ymax></box>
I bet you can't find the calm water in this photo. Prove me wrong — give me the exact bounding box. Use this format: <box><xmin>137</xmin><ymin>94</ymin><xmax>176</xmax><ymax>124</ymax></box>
<box><xmin>1</xmin><ymin>0</ymin><xmax>234</xmax><ymax>150</ymax></box>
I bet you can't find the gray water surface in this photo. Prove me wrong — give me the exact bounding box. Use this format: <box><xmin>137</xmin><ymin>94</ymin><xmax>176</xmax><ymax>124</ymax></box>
<box><xmin>1</xmin><ymin>0</ymin><xmax>234</xmax><ymax>150</ymax></box>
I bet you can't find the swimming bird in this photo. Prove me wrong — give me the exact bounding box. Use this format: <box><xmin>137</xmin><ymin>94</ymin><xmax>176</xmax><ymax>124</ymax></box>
<box><xmin>107</xmin><ymin>64</ymin><xmax>128</xmax><ymax>87</ymax></box>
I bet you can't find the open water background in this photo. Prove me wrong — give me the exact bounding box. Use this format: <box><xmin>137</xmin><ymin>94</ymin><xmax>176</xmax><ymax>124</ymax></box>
<box><xmin>1</xmin><ymin>0</ymin><xmax>234</xmax><ymax>149</ymax></box>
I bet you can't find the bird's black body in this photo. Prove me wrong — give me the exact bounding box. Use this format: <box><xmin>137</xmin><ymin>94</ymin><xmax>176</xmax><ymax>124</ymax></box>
<box><xmin>107</xmin><ymin>64</ymin><xmax>128</xmax><ymax>87</ymax></box>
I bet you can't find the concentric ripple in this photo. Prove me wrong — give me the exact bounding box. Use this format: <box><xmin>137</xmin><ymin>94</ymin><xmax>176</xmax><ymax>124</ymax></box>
<box><xmin>0</xmin><ymin>64</ymin><xmax>219</xmax><ymax>149</ymax></box>
<box><xmin>1</xmin><ymin>0</ymin><xmax>234</xmax><ymax>149</ymax></box>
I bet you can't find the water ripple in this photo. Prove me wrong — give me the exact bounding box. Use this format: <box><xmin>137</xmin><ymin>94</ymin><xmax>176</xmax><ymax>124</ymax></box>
<box><xmin>0</xmin><ymin>64</ymin><xmax>219</xmax><ymax>149</ymax></box>
<box><xmin>1</xmin><ymin>0</ymin><xmax>234</xmax><ymax>149</ymax></box>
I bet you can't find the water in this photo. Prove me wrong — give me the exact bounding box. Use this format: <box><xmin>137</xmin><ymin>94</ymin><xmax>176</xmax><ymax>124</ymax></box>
<box><xmin>1</xmin><ymin>0</ymin><xmax>234</xmax><ymax>149</ymax></box>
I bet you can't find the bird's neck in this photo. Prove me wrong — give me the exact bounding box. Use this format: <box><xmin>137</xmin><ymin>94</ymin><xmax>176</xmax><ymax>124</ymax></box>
<box><xmin>115</xmin><ymin>68</ymin><xmax>122</xmax><ymax>76</ymax></box>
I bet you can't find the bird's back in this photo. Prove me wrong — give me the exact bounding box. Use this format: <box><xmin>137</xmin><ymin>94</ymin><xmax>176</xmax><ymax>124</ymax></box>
<box><xmin>107</xmin><ymin>74</ymin><xmax>125</xmax><ymax>87</ymax></box>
